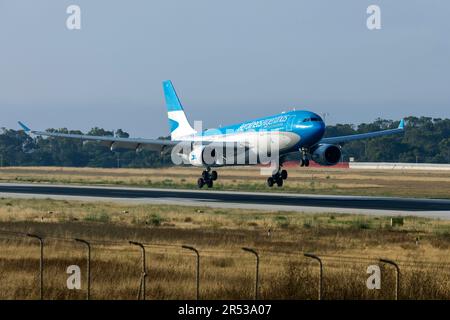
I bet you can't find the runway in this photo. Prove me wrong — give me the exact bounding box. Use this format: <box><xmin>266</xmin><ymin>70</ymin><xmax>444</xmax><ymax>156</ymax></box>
<box><xmin>1</xmin><ymin>183</ymin><xmax>450</xmax><ymax>218</ymax></box>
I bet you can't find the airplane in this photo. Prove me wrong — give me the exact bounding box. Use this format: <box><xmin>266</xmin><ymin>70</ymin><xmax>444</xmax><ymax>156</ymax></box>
<box><xmin>18</xmin><ymin>80</ymin><xmax>405</xmax><ymax>188</ymax></box>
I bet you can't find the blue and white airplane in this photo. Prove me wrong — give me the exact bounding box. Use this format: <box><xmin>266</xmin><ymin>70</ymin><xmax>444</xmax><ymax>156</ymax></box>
<box><xmin>18</xmin><ymin>80</ymin><xmax>405</xmax><ymax>188</ymax></box>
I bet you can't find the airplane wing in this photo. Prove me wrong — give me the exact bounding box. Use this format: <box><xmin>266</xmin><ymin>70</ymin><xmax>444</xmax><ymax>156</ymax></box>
<box><xmin>18</xmin><ymin>121</ymin><xmax>181</xmax><ymax>153</ymax></box>
<box><xmin>319</xmin><ymin>119</ymin><xmax>405</xmax><ymax>145</ymax></box>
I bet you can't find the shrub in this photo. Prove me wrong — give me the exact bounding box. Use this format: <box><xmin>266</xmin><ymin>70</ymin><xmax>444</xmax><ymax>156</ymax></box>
<box><xmin>351</xmin><ymin>219</ymin><xmax>371</xmax><ymax>230</ymax></box>
<box><xmin>131</xmin><ymin>213</ymin><xmax>165</xmax><ymax>226</ymax></box>
<box><xmin>84</xmin><ymin>212</ymin><xmax>111</xmax><ymax>223</ymax></box>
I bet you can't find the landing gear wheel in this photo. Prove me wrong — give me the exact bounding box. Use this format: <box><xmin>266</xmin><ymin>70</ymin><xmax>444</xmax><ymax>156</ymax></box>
<box><xmin>304</xmin><ymin>159</ymin><xmax>310</xmax><ymax>167</ymax></box>
<box><xmin>276</xmin><ymin>178</ymin><xmax>283</xmax><ymax>187</ymax></box>
<box><xmin>199</xmin><ymin>169</ymin><xmax>217</xmax><ymax>188</ymax></box>
<box><xmin>281</xmin><ymin>170</ymin><xmax>288</xmax><ymax>180</ymax></box>
<box><xmin>300</xmin><ymin>159</ymin><xmax>305</xmax><ymax>167</ymax></box>
<box><xmin>267</xmin><ymin>177</ymin><xmax>275</xmax><ymax>187</ymax></box>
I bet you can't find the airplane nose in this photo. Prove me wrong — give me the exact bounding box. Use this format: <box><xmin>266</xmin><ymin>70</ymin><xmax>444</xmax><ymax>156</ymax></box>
<box><xmin>307</xmin><ymin>121</ymin><xmax>325</xmax><ymax>144</ymax></box>
<box><xmin>313</xmin><ymin>122</ymin><xmax>325</xmax><ymax>134</ymax></box>
<box><xmin>316</xmin><ymin>121</ymin><xmax>325</xmax><ymax>136</ymax></box>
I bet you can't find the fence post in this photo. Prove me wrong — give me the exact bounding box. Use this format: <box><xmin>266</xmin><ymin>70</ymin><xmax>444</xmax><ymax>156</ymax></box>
<box><xmin>27</xmin><ymin>233</ymin><xmax>44</xmax><ymax>300</ymax></box>
<box><xmin>75</xmin><ymin>238</ymin><xmax>91</xmax><ymax>300</ymax></box>
<box><xmin>380</xmin><ymin>258</ymin><xmax>400</xmax><ymax>300</ymax></box>
<box><xmin>242</xmin><ymin>247</ymin><xmax>259</xmax><ymax>300</ymax></box>
<box><xmin>129</xmin><ymin>241</ymin><xmax>147</xmax><ymax>300</ymax></box>
<box><xmin>304</xmin><ymin>253</ymin><xmax>323</xmax><ymax>300</ymax></box>
<box><xmin>182</xmin><ymin>245</ymin><xmax>200</xmax><ymax>300</ymax></box>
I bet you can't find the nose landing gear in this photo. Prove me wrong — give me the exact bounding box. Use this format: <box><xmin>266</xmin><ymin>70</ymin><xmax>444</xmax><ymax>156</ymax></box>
<box><xmin>197</xmin><ymin>168</ymin><xmax>218</xmax><ymax>188</ymax></box>
<box><xmin>300</xmin><ymin>148</ymin><xmax>310</xmax><ymax>167</ymax></box>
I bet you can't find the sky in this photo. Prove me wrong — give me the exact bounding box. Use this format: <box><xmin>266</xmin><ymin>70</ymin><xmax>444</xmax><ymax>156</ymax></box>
<box><xmin>1</xmin><ymin>0</ymin><xmax>449</xmax><ymax>137</ymax></box>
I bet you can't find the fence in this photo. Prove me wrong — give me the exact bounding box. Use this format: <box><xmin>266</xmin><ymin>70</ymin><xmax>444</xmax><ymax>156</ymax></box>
<box><xmin>0</xmin><ymin>228</ymin><xmax>449</xmax><ymax>300</ymax></box>
<box><xmin>349</xmin><ymin>162</ymin><xmax>450</xmax><ymax>171</ymax></box>
<box><xmin>282</xmin><ymin>161</ymin><xmax>450</xmax><ymax>171</ymax></box>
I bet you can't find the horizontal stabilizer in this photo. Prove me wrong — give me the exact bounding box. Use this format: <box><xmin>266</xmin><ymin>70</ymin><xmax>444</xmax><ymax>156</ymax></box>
<box><xmin>18</xmin><ymin>121</ymin><xmax>31</xmax><ymax>132</ymax></box>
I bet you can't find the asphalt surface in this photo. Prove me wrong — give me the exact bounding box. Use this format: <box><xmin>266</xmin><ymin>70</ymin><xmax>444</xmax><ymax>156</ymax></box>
<box><xmin>1</xmin><ymin>183</ymin><xmax>450</xmax><ymax>212</ymax></box>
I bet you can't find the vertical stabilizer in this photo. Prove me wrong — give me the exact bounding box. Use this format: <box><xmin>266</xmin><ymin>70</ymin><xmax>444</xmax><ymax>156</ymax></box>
<box><xmin>163</xmin><ymin>80</ymin><xmax>196</xmax><ymax>140</ymax></box>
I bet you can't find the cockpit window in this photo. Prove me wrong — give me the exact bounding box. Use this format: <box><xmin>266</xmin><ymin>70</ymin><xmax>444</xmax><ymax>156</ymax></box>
<box><xmin>303</xmin><ymin>117</ymin><xmax>322</xmax><ymax>122</ymax></box>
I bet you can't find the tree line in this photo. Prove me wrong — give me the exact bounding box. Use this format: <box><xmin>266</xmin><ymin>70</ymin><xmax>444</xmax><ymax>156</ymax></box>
<box><xmin>0</xmin><ymin>116</ymin><xmax>449</xmax><ymax>168</ymax></box>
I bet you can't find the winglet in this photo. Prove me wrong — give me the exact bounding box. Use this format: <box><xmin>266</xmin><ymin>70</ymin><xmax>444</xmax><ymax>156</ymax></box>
<box><xmin>398</xmin><ymin>119</ymin><xmax>405</xmax><ymax>130</ymax></box>
<box><xmin>18</xmin><ymin>121</ymin><xmax>31</xmax><ymax>132</ymax></box>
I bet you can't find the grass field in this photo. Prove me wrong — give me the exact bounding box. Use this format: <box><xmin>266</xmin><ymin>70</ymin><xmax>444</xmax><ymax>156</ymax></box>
<box><xmin>1</xmin><ymin>198</ymin><xmax>450</xmax><ymax>299</ymax></box>
<box><xmin>1</xmin><ymin>166</ymin><xmax>450</xmax><ymax>199</ymax></box>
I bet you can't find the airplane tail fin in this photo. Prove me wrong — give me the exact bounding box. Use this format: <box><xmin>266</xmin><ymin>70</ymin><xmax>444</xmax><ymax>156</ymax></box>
<box><xmin>162</xmin><ymin>80</ymin><xmax>196</xmax><ymax>140</ymax></box>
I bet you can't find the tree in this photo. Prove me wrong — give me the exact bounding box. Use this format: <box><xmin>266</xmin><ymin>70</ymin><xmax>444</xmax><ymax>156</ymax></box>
<box><xmin>1</xmin><ymin>117</ymin><xmax>449</xmax><ymax>167</ymax></box>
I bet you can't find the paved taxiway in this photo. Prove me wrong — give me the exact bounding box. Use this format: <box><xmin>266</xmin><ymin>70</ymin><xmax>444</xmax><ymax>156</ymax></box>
<box><xmin>1</xmin><ymin>183</ymin><xmax>450</xmax><ymax>219</ymax></box>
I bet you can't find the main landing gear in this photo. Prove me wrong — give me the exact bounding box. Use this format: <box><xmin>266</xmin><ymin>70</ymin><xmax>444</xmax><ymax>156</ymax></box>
<box><xmin>197</xmin><ymin>168</ymin><xmax>218</xmax><ymax>188</ymax></box>
<box><xmin>267</xmin><ymin>169</ymin><xmax>288</xmax><ymax>187</ymax></box>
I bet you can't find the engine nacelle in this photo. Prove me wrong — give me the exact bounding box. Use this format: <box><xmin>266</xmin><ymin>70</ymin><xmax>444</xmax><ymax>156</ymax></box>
<box><xmin>188</xmin><ymin>145</ymin><xmax>218</xmax><ymax>167</ymax></box>
<box><xmin>311</xmin><ymin>144</ymin><xmax>342</xmax><ymax>166</ymax></box>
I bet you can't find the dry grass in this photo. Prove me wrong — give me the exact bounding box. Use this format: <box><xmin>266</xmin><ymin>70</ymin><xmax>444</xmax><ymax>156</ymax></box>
<box><xmin>1</xmin><ymin>198</ymin><xmax>450</xmax><ymax>299</ymax></box>
<box><xmin>1</xmin><ymin>166</ymin><xmax>450</xmax><ymax>199</ymax></box>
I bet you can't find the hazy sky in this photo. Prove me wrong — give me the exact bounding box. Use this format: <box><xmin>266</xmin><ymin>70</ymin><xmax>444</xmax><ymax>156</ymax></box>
<box><xmin>1</xmin><ymin>1</ymin><xmax>449</xmax><ymax>137</ymax></box>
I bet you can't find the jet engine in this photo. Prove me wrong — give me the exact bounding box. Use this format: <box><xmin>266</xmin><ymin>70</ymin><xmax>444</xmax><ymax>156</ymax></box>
<box><xmin>311</xmin><ymin>144</ymin><xmax>342</xmax><ymax>166</ymax></box>
<box><xmin>188</xmin><ymin>145</ymin><xmax>218</xmax><ymax>167</ymax></box>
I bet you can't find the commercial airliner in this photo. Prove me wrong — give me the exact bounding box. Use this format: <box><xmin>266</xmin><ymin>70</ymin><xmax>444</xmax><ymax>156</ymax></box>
<box><xmin>18</xmin><ymin>80</ymin><xmax>405</xmax><ymax>188</ymax></box>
